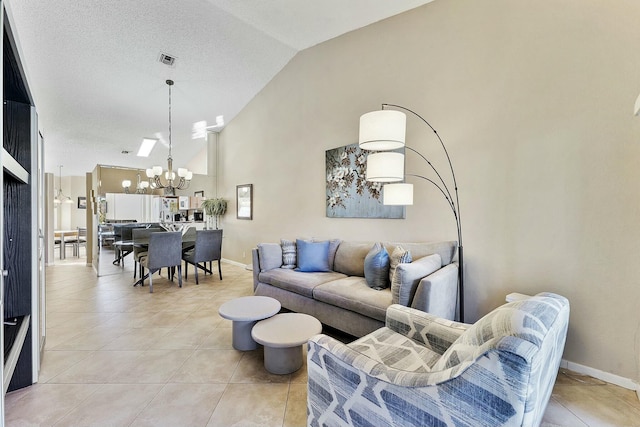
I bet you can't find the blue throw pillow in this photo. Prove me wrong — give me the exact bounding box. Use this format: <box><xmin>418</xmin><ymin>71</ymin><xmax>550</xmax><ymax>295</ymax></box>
<box><xmin>364</xmin><ymin>242</ymin><xmax>390</xmax><ymax>289</ymax></box>
<box><xmin>296</xmin><ymin>239</ymin><xmax>331</xmax><ymax>272</ymax></box>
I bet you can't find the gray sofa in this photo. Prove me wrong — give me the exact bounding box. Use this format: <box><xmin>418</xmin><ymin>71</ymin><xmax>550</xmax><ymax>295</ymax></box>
<box><xmin>252</xmin><ymin>240</ymin><xmax>459</xmax><ymax>337</ymax></box>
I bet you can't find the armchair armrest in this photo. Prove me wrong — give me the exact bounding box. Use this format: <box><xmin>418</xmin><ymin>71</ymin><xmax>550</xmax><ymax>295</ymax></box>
<box><xmin>385</xmin><ymin>304</ymin><xmax>468</xmax><ymax>354</ymax></box>
<box><xmin>410</xmin><ymin>263</ymin><xmax>459</xmax><ymax>320</ymax></box>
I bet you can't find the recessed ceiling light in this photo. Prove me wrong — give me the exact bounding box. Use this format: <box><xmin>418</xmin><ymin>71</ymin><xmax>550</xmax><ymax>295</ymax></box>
<box><xmin>137</xmin><ymin>138</ymin><xmax>157</xmax><ymax>157</ymax></box>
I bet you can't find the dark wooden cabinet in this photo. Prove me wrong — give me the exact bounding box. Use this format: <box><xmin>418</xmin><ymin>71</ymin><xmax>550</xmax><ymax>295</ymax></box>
<box><xmin>2</xmin><ymin>2</ymin><xmax>43</xmax><ymax>405</ymax></box>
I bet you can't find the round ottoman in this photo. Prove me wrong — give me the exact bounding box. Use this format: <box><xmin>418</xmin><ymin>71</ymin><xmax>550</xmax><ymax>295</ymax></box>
<box><xmin>251</xmin><ymin>313</ymin><xmax>322</xmax><ymax>374</ymax></box>
<box><xmin>218</xmin><ymin>296</ymin><xmax>281</xmax><ymax>351</ymax></box>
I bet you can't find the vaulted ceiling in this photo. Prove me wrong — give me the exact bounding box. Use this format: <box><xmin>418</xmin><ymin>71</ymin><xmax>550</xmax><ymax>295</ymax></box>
<box><xmin>6</xmin><ymin>0</ymin><xmax>433</xmax><ymax>176</ymax></box>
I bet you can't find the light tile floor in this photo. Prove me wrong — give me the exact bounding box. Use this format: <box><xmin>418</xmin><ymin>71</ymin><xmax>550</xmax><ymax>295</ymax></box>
<box><xmin>5</xmin><ymin>253</ymin><xmax>640</xmax><ymax>426</ymax></box>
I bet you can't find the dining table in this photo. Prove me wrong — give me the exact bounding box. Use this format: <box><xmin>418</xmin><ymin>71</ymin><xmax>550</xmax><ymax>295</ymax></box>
<box><xmin>54</xmin><ymin>229</ymin><xmax>78</xmax><ymax>259</ymax></box>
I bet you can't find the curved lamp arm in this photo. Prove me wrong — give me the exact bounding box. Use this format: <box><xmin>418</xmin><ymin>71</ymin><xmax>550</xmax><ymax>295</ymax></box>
<box><xmin>382</xmin><ymin>103</ymin><xmax>462</xmax><ymax>245</ymax></box>
<box><xmin>381</xmin><ymin>103</ymin><xmax>464</xmax><ymax>321</ymax></box>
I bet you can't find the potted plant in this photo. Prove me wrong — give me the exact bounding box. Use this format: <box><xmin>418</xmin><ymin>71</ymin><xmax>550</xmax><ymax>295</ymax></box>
<box><xmin>201</xmin><ymin>198</ymin><xmax>227</xmax><ymax>229</ymax></box>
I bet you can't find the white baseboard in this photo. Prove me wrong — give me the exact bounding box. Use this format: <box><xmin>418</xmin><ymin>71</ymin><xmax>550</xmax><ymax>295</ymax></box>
<box><xmin>560</xmin><ymin>359</ymin><xmax>639</xmax><ymax>394</ymax></box>
<box><xmin>222</xmin><ymin>258</ymin><xmax>250</xmax><ymax>270</ymax></box>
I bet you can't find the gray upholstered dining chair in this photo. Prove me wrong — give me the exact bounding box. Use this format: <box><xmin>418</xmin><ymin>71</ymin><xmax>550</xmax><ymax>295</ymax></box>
<box><xmin>182</xmin><ymin>229</ymin><xmax>223</xmax><ymax>284</ymax></box>
<box><xmin>132</xmin><ymin>227</ymin><xmax>164</xmax><ymax>279</ymax></box>
<box><xmin>138</xmin><ymin>231</ymin><xmax>183</xmax><ymax>293</ymax></box>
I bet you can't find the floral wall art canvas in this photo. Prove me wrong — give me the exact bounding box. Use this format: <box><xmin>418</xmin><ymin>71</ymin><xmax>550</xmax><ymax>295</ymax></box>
<box><xmin>326</xmin><ymin>143</ymin><xmax>405</xmax><ymax>219</ymax></box>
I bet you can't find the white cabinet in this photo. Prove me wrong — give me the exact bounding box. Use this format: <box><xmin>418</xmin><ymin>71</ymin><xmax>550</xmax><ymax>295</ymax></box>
<box><xmin>104</xmin><ymin>194</ymin><xmax>157</xmax><ymax>222</ymax></box>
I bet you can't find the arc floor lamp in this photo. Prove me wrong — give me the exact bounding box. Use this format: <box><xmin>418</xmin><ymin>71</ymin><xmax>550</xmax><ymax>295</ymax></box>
<box><xmin>359</xmin><ymin>104</ymin><xmax>465</xmax><ymax>322</ymax></box>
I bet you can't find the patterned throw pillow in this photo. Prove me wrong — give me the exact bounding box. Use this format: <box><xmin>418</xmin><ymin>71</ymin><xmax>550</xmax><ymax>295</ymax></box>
<box><xmin>364</xmin><ymin>242</ymin><xmax>390</xmax><ymax>289</ymax></box>
<box><xmin>281</xmin><ymin>239</ymin><xmax>296</xmax><ymax>269</ymax></box>
<box><xmin>389</xmin><ymin>246</ymin><xmax>412</xmax><ymax>284</ymax></box>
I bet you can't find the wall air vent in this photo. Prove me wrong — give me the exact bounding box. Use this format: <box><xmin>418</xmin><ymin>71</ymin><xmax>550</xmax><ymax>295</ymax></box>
<box><xmin>158</xmin><ymin>53</ymin><xmax>176</xmax><ymax>67</ymax></box>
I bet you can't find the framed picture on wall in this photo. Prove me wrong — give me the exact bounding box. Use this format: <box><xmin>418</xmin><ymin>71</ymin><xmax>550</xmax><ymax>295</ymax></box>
<box><xmin>236</xmin><ymin>184</ymin><xmax>253</xmax><ymax>220</ymax></box>
<box><xmin>194</xmin><ymin>190</ymin><xmax>204</xmax><ymax>197</ymax></box>
<box><xmin>77</xmin><ymin>197</ymin><xmax>87</xmax><ymax>209</ymax></box>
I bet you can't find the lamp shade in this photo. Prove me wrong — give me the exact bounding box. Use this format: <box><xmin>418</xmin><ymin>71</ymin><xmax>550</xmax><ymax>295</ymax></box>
<box><xmin>366</xmin><ymin>152</ymin><xmax>404</xmax><ymax>182</ymax></box>
<box><xmin>383</xmin><ymin>183</ymin><xmax>414</xmax><ymax>205</ymax></box>
<box><xmin>359</xmin><ymin>110</ymin><xmax>406</xmax><ymax>151</ymax></box>
<box><xmin>122</xmin><ymin>180</ymin><xmax>131</xmax><ymax>188</ymax></box>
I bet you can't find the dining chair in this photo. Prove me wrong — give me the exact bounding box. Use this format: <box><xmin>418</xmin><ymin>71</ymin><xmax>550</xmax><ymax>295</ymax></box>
<box><xmin>112</xmin><ymin>225</ymin><xmax>132</xmax><ymax>266</ymax></box>
<box><xmin>139</xmin><ymin>231</ymin><xmax>183</xmax><ymax>293</ymax></box>
<box><xmin>131</xmin><ymin>227</ymin><xmax>164</xmax><ymax>279</ymax></box>
<box><xmin>54</xmin><ymin>236</ymin><xmax>62</xmax><ymax>259</ymax></box>
<box><xmin>74</xmin><ymin>227</ymin><xmax>87</xmax><ymax>256</ymax></box>
<box><xmin>182</xmin><ymin>229</ymin><xmax>223</xmax><ymax>284</ymax></box>
<box><xmin>63</xmin><ymin>230</ymin><xmax>80</xmax><ymax>257</ymax></box>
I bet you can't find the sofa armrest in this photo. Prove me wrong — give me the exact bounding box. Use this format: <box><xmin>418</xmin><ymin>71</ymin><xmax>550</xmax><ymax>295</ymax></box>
<box><xmin>251</xmin><ymin>248</ymin><xmax>261</xmax><ymax>291</ymax></box>
<box><xmin>410</xmin><ymin>263</ymin><xmax>459</xmax><ymax>320</ymax></box>
<box><xmin>385</xmin><ymin>303</ymin><xmax>468</xmax><ymax>354</ymax></box>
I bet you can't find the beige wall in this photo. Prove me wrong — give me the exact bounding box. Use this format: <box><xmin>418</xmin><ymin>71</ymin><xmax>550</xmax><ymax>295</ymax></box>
<box><xmin>218</xmin><ymin>0</ymin><xmax>640</xmax><ymax>382</ymax></box>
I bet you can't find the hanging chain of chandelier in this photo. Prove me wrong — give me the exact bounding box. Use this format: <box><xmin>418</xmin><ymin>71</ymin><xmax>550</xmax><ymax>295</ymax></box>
<box><xmin>145</xmin><ymin>79</ymin><xmax>193</xmax><ymax>195</ymax></box>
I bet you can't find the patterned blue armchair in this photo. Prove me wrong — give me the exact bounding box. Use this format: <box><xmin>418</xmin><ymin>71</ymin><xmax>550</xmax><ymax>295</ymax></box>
<box><xmin>307</xmin><ymin>292</ymin><xmax>569</xmax><ymax>427</ymax></box>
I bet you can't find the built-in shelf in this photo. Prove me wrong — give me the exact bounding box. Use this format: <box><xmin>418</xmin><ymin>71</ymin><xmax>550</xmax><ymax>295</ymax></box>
<box><xmin>2</xmin><ymin>148</ymin><xmax>29</xmax><ymax>184</ymax></box>
<box><xmin>3</xmin><ymin>314</ymin><xmax>30</xmax><ymax>394</ymax></box>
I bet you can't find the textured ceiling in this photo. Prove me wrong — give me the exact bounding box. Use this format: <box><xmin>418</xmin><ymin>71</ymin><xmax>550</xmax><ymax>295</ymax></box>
<box><xmin>5</xmin><ymin>0</ymin><xmax>433</xmax><ymax>176</ymax></box>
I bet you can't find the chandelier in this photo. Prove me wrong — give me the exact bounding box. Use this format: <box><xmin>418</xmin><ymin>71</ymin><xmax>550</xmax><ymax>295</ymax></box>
<box><xmin>122</xmin><ymin>173</ymin><xmax>149</xmax><ymax>194</ymax></box>
<box><xmin>54</xmin><ymin>165</ymin><xmax>73</xmax><ymax>204</ymax></box>
<box><xmin>145</xmin><ymin>79</ymin><xmax>192</xmax><ymax>195</ymax></box>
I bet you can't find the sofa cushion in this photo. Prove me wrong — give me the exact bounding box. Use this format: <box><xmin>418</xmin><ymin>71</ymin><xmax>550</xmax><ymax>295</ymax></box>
<box><xmin>392</xmin><ymin>253</ymin><xmax>442</xmax><ymax>305</ymax></box>
<box><xmin>257</xmin><ymin>243</ymin><xmax>282</xmax><ymax>272</ymax></box>
<box><xmin>259</xmin><ymin>269</ymin><xmax>347</xmax><ymax>298</ymax></box>
<box><xmin>333</xmin><ymin>242</ymin><xmax>372</xmax><ymax>276</ymax></box>
<box><xmin>315</xmin><ymin>239</ymin><xmax>341</xmax><ymax>270</ymax></box>
<box><xmin>349</xmin><ymin>327</ymin><xmax>441</xmax><ymax>373</ymax></box>
<box><xmin>313</xmin><ymin>277</ymin><xmax>392</xmax><ymax>322</ymax></box>
<box><xmin>364</xmin><ymin>243</ymin><xmax>390</xmax><ymax>289</ymax></box>
<box><xmin>280</xmin><ymin>239</ymin><xmax>297</xmax><ymax>269</ymax></box>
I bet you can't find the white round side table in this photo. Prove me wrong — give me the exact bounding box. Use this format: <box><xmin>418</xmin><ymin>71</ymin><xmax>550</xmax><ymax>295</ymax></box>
<box><xmin>218</xmin><ymin>296</ymin><xmax>281</xmax><ymax>351</ymax></box>
<box><xmin>251</xmin><ymin>313</ymin><xmax>322</xmax><ymax>374</ymax></box>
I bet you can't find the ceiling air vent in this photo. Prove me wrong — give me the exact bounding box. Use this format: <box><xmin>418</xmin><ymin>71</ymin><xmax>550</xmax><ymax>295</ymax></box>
<box><xmin>158</xmin><ymin>53</ymin><xmax>176</xmax><ymax>67</ymax></box>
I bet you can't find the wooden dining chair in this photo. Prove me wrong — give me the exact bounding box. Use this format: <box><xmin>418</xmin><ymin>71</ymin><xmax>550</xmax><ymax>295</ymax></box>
<box><xmin>138</xmin><ymin>231</ymin><xmax>183</xmax><ymax>293</ymax></box>
<box><xmin>182</xmin><ymin>229</ymin><xmax>223</xmax><ymax>284</ymax></box>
